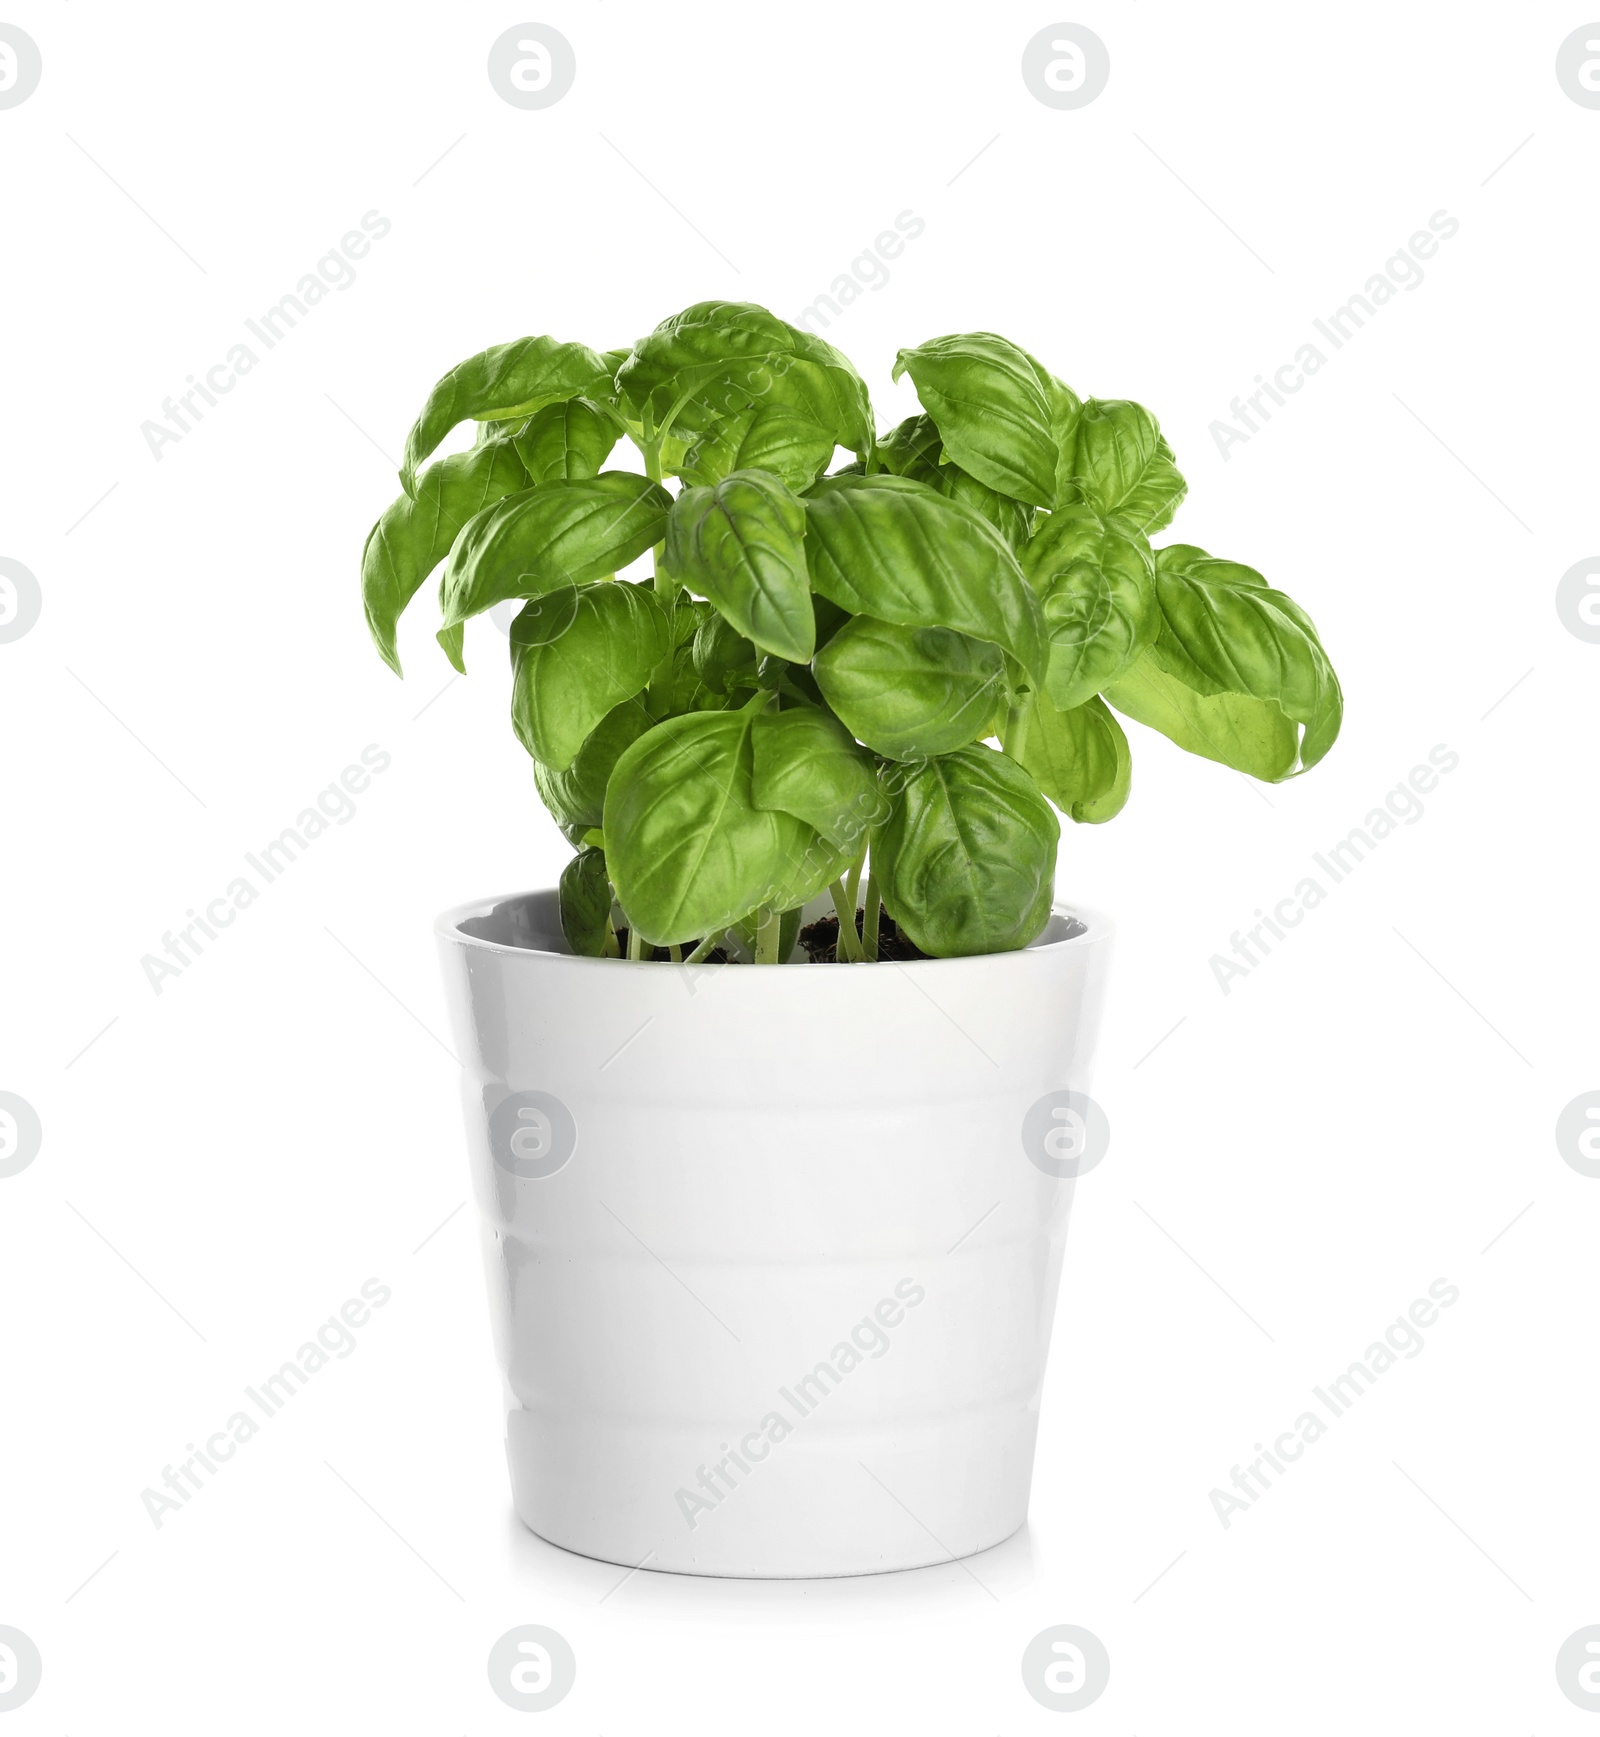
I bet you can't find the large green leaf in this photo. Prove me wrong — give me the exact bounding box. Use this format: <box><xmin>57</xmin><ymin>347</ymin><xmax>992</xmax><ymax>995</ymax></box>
<box><xmin>604</xmin><ymin>706</ymin><xmax>848</xmax><ymax>944</ymax></box>
<box><xmin>533</xmin><ymin>697</ymin><xmax>654</xmax><ymax>844</ymax></box>
<box><xmin>663</xmin><ymin>470</ymin><xmax>814</xmax><ymax>661</ymax></box>
<box><xmin>615</xmin><ymin>302</ymin><xmax>874</xmax><ymax>455</ymax></box>
<box><xmin>400</xmin><ymin>335</ymin><xmax>614</xmax><ymax>495</ymax></box>
<box><xmin>1058</xmin><ymin>399</ymin><xmax>1186</xmax><ymax>533</ymax></box>
<box><xmin>891</xmin><ymin>333</ymin><xmax>1059</xmax><ymax>506</ymax></box>
<box><xmin>1024</xmin><ymin>505</ymin><xmax>1159</xmax><ymax>710</ymax></box>
<box><xmin>439</xmin><ymin>472</ymin><xmax>671</xmax><ymax>629</ymax></box>
<box><xmin>691</xmin><ymin>611</ymin><xmax>760</xmax><ymax>697</ymax></box>
<box><xmin>361</xmin><ymin>439</ymin><xmax>529</xmax><ymax>675</ymax></box>
<box><xmin>802</xmin><ymin>475</ymin><xmax>1047</xmax><ymax>684</ymax></box>
<box><xmin>813</xmin><ymin>617</ymin><xmax>1007</xmax><ymax>760</ymax></box>
<box><xmin>749</xmin><ymin>707</ymin><xmax>886</xmax><ymax>850</ymax></box>
<box><xmin>678</xmin><ymin>403</ymin><xmax>837</xmax><ymax>493</ymax></box>
<box><xmin>558</xmin><ymin>847</ymin><xmax>612</xmax><ymax>956</ymax></box>
<box><xmin>1002</xmin><ymin>692</ymin><xmax>1131</xmax><ymax>823</ymax></box>
<box><xmin>877</xmin><ymin>413</ymin><xmax>1034</xmax><ymax>551</ymax></box>
<box><xmin>1103</xmin><ymin>544</ymin><xmax>1341</xmax><ymax>781</ymax></box>
<box><xmin>873</xmin><ymin>744</ymin><xmax>1059</xmax><ymax>957</ymax></box>
<box><xmin>513</xmin><ymin>398</ymin><xmax>621</xmax><ymax>483</ymax></box>
<box><xmin>510</xmin><ymin>582</ymin><xmax>670</xmax><ymax>770</ymax></box>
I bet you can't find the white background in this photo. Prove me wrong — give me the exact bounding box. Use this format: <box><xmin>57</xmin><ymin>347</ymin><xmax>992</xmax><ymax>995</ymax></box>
<box><xmin>3</xmin><ymin>2</ymin><xmax>1597</xmax><ymax>1729</ymax></box>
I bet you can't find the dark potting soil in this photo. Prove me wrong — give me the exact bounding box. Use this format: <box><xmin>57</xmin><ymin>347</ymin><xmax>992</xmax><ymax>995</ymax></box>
<box><xmin>796</xmin><ymin>911</ymin><xmax>928</xmax><ymax>964</ymax></box>
<box><xmin>610</xmin><ymin>917</ymin><xmax>926</xmax><ymax>964</ymax></box>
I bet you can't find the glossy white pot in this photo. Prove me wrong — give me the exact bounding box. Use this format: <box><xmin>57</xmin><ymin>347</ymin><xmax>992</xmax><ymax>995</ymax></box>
<box><xmin>436</xmin><ymin>889</ymin><xmax>1113</xmax><ymax>1579</ymax></box>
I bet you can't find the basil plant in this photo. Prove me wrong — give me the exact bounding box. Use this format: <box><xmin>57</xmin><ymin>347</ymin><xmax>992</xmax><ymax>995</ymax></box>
<box><xmin>361</xmin><ymin>302</ymin><xmax>1341</xmax><ymax>963</ymax></box>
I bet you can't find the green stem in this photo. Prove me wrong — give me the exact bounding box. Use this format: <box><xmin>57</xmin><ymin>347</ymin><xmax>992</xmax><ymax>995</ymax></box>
<box><xmin>862</xmin><ymin>866</ymin><xmax>881</xmax><ymax>962</ymax></box>
<box><xmin>668</xmin><ymin>943</ymin><xmax>682</xmax><ymax>963</ymax></box>
<box><xmin>627</xmin><ymin>923</ymin><xmax>645</xmax><ymax>962</ymax></box>
<box><xmin>844</xmin><ymin>846</ymin><xmax>866</xmax><ymax>915</ymax></box>
<box><xmin>684</xmin><ymin>931</ymin><xmax>722</xmax><ymax>965</ymax></box>
<box><xmin>755</xmin><ymin>908</ymin><xmax>782</xmax><ymax>965</ymax></box>
<box><xmin>828</xmin><ymin>878</ymin><xmax>862</xmax><ymax>962</ymax></box>
<box><xmin>603</xmin><ymin>909</ymin><xmax>621</xmax><ymax>959</ymax></box>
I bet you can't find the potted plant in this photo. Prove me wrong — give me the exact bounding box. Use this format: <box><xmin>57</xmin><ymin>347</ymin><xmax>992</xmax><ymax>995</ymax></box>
<box><xmin>361</xmin><ymin>302</ymin><xmax>1341</xmax><ymax>1577</ymax></box>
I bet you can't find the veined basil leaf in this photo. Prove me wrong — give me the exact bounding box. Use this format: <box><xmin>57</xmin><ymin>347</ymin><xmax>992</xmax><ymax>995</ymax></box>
<box><xmin>1047</xmin><ymin>378</ymin><xmax>1084</xmax><ymax>502</ymax></box>
<box><xmin>891</xmin><ymin>333</ymin><xmax>1059</xmax><ymax>506</ymax></box>
<box><xmin>1103</xmin><ymin>544</ymin><xmax>1341</xmax><ymax>780</ymax></box>
<box><xmin>662</xmin><ymin>598</ymin><xmax>732</xmax><ymax>714</ymax></box>
<box><xmin>749</xmin><ymin>707</ymin><xmax>886</xmax><ymax>850</ymax></box>
<box><xmin>361</xmin><ymin>440</ymin><xmax>530</xmax><ymax>675</ymax></box>
<box><xmin>616</xmin><ymin>301</ymin><xmax>873</xmax><ymax>455</ymax></box>
<box><xmin>604</xmin><ymin>707</ymin><xmax>849</xmax><ymax>944</ymax></box>
<box><xmin>663</xmin><ymin>470</ymin><xmax>814</xmax><ymax>661</ymax></box>
<box><xmin>813</xmin><ymin>616</ymin><xmax>1008</xmax><ymax>761</ymax></box>
<box><xmin>1058</xmin><ymin>399</ymin><xmax>1186</xmax><ymax>533</ymax></box>
<box><xmin>558</xmin><ymin>846</ymin><xmax>612</xmax><ymax>956</ymax></box>
<box><xmin>439</xmin><ymin>472</ymin><xmax>671</xmax><ymax>629</ymax></box>
<box><xmin>692</xmin><ymin>611</ymin><xmax>760</xmax><ymax>697</ymax></box>
<box><xmin>513</xmin><ymin>398</ymin><xmax>621</xmax><ymax>483</ymax></box>
<box><xmin>803</xmin><ymin>475</ymin><xmax>1047</xmax><ymax>684</ymax></box>
<box><xmin>678</xmin><ymin>403</ymin><xmax>837</xmax><ymax>493</ymax></box>
<box><xmin>877</xmin><ymin>413</ymin><xmax>1034</xmax><ymax>551</ymax></box>
<box><xmin>1002</xmin><ymin>692</ymin><xmax>1131</xmax><ymax>823</ymax></box>
<box><xmin>510</xmin><ymin>581</ymin><xmax>670</xmax><ymax>770</ymax></box>
<box><xmin>436</xmin><ymin>620</ymin><xmax>466</xmax><ymax>674</ymax></box>
<box><xmin>873</xmin><ymin>744</ymin><xmax>1059</xmax><ymax>957</ymax></box>
<box><xmin>401</xmin><ymin>335</ymin><xmax>614</xmax><ymax>495</ymax></box>
<box><xmin>534</xmin><ymin>697</ymin><xmax>654</xmax><ymax>844</ymax></box>
<box><xmin>1024</xmin><ymin>505</ymin><xmax>1159</xmax><ymax>710</ymax></box>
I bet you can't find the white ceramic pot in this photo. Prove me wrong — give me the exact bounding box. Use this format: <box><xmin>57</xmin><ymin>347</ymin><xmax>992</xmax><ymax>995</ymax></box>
<box><xmin>436</xmin><ymin>889</ymin><xmax>1113</xmax><ymax>1579</ymax></box>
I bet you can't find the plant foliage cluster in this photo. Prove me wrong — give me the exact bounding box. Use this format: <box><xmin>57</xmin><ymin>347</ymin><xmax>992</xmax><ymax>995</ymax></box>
<box><xmin>362</xmin><ymin>302</ymin><xmax>1341</xmax><ymax>962</ymax></box>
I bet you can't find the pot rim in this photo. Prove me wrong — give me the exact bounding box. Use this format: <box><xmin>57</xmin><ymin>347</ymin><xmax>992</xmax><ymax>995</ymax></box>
<box><xmin>436</xmin><ymin>888</ymin><xmax>1113</xmax><ymax>970</ymax></box>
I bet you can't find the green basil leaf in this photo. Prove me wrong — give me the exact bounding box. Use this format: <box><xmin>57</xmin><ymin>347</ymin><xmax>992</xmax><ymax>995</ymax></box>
<box><xmin>361</xmin><ymin>440</ymin><xmax>530</xmax><ymax>675</ymax></box>
<box><xmin>692</xmin><ymin>611</ymin><xmax>760</xmax><ymax>696</ymax></box>
<box><xmin>1057</xmin><ymin>399</ymin><xmax>1186</xmax><ymax>533</ymax></box>
<box><xmin>439</xmin><ymin>472</ymin><xmax>671</xmax><ymax>629</ymax></box>
<box><xmin>749</xmin><ymin>707</ymin><xmax>886</xmax><ymax>850</ymax></box>
<box><xmin>663</xmin><ymin>469</ymin><xmax>813</xmax><ymax>662</ymax></box>
<box><xmin>662</xmin><ymin>599</ymin><xmax>732</xmax><ymax>714</ymax></box>
<box><xmin>510</xmin><ymin>581</ymin><xmax>670</xmax><ymax>770</ymax></box>
<box><xmin>616</xmin><ymin>301</ymin><xmax>873</xmax><ymax>454</ymax></box>
<box><xmin>1103</xmin><ymin>544</ymin><xmax>1341</xmax><ymax>780</ymax></box>
<box><xmin>813</xmin><ymin>616</ymin><xmax>1007</xmax><ymax>761</ymax></box>
<box><xmin>604</xmin><ymin>708</ymin><xmax>848</xmax><ymax>943</ymax></box>
<box><xmin>558</xmin><ymin>847</ymin><xmax>612</xmax><ymax>956</ymax></box>
<box><xmin>678</xmin><ymin>403</ymin><xmax>837</xmax><ymax>493</ymax></box>
<box><xmin>534</xmin><ymin>697</ymin><xmax>654</xmax><ymax>844</ymax></box>
<box><xmin>436</xmin><ymin>620</ymin><xmax>466</xmax><ymax>674</ymax></box>
<box><xmin>891</xmin><ymin>333</ymin><xmax>1058</xmax><ymax>506</ymax></box>
<box><xmin>877</xmin><ymin>413</ymin><xmax>1034</xmax><ymax>551</ymax></box>
<box><xmin>1002</xmin><ymin>692</ymin><xmax>1131</xmax><ymax>823</ymax></box>
<box><xmin>401</xmin><ymin>335</ymin><xmax>614</xmax><ymax>495</ymax></box>
<box><xmin>1024</xmin><ymin>505</ymin><xmax>1159</xmax><ymax>710</ymax></box>
<box><xmin>803</xmin><ymin>474</ymin><xmax>1047</xmax><ymax>684</ymax></box>
<box><xmin>512</xmin><ymin>398</ymin><xmax>621</xmax><ymax>483</ymax></box>
<box><xmin>873</xmin><ymin>744</ymin><xmax>1059</xmax><ymax>957</ymax></box>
